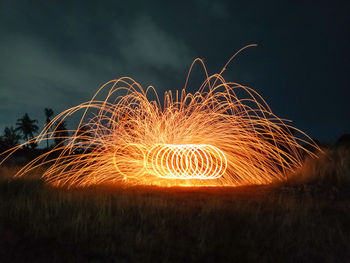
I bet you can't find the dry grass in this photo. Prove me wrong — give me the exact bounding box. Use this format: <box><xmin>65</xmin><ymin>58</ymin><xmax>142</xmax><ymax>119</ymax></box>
<box><xmin>0</xmin><ymin>145</ymin><xmax>349</xmax><ymax>263</ymax></box>
<box><xmin>285</xmin><ymin>144</ymin><xmax>350</xmax><ymax>195</ymax></box>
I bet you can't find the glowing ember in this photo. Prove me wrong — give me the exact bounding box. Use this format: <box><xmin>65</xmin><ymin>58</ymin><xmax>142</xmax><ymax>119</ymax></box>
<box><xmin>0</xmin><ymin>46</ymin><xmax>318</xmax><ymax>187</ymax></box>
<box><xmin>114</xmin><ymin>144</ymin><xmax>227</xmax><ymax>180</ymax></box>
<box><xmin>146</xmin><ymin>144</ymin><xmax>227</xmax><ymax>180</ymax></box>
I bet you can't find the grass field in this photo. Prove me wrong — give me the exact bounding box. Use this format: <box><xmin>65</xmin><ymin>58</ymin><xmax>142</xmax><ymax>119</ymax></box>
<box><xmin>0</xmin><ymin>144</ymin><xmax>349</xmax><ymax>263</ymax></box>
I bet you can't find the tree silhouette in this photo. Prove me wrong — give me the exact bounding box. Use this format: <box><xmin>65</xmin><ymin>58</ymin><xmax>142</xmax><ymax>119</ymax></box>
<box><xmin>0</xmin><ymin>126</ymin><xmax>21</xmax><ymax>150</ymax></box>
<box><xmin>54</xmin><ymin>121</ymin><xmax>69</xmax><ymax>146</ymax></box>
<box><xmin>44</xmin><ymin>108</ymin><xmax>54</xmax><ymax>148</ymax></box>
<box><xmin>15</xmin><ymin>113</ymin><xmax>39</xmax><ymax>149</ymax></box>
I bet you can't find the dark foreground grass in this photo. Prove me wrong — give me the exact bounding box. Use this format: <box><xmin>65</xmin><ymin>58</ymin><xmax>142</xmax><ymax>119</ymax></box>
<box><xmin>0</xmin><ymin>144</ymin><xmax>350</xmax><ymax>263</ymax></box>
<box><xmin>0</xmin><ymin>177</ymin><xmax>350</xmax><ymax>263</ymax></box>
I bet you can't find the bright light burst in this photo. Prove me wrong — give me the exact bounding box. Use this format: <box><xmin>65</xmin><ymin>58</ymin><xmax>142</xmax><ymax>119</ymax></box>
<box><xmin>0</xmin><ymin>46</ymin><xmax>318</xmax><ymax>187</ymax></box>
<box><xmin>113</xmin><ymin>144</ymin><xmax>228</xmax><ymax>180</ymax></box>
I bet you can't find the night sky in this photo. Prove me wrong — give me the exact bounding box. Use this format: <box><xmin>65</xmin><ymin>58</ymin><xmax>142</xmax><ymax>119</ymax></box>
<box><xmin>0</xmin><ymin>0</ymin><xmax>349</xmax><ymax>143</ymax></box>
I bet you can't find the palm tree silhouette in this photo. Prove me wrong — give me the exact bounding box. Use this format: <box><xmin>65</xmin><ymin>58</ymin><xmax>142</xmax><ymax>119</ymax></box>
<box><xmin>15</xmin><ymin>113</ymin><xmax>39</xmax><ymax>149</ymax></box>
<box><xmin>0</xmin><ymin>126</ymin><xmax>21</xmax><ymax>150</ymax></box>
<box><xmin>44</xmin><ymin>108</ymin><xmax>54</xmax><ymax>148</ymax></box>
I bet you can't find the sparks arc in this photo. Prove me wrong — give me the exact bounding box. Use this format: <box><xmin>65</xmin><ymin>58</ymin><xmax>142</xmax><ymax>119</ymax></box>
<box><xmin>0</xmin><ymin>45</ymin><xmax>319</xmax><ymax>187</ymax></box>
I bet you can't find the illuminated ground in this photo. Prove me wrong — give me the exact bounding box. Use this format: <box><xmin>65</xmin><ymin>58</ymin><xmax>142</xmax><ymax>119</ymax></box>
<box><xmin>0</xmin><ymin>174</ymin><xmax>349</xmax><ymax>263</ymax></box>
<box><xmin>0</xmin><ymin>142</ymin><xmax>349</xmax><ymax>263</ymax></box>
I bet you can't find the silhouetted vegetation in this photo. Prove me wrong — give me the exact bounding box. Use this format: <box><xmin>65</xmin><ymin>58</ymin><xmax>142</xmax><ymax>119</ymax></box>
<box><xmin>0</xmin><ymin>108</ymin><xmax>67</xmax><ymax>154</ymax></box>
<box><xmin>15</xmin><ymin>113</ymin><xmax>39</xmax><ymax>149</ymax></box>
<box><xmin>0</xmin><ymin>126</ymin><xmax>21</xmax><ymax>150</ymax></box>
<box><xmin>44</xmin><ymin>108</ymin><xmax>54</xmax><ymax>148</ymax></box>
<box><xmin>337</xmin><ymin>133</ymin><xmax>350</xmax><ymax>146</ymax></box>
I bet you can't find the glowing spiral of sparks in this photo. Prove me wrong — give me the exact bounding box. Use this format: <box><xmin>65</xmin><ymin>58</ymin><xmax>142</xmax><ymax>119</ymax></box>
<box><xmin>0</xmin><ymin>46</ymin><xmax>319</xmax><ymax>188</ymax></box>
<box><xmin>113</xmin><ymin>144</ymin><xmax>227</xmax><ymax>180</ymax></box>
<box><xmin>146</xmin><ymin>144</ymin><xmax>227</xmax><ymax>179</ymax></box>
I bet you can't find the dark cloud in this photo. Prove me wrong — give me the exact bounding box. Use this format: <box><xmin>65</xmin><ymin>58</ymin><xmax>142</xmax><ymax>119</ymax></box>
<box><xmin>0</xmin><ymin>3</ymin><xmax>194</xmax><ymax>133</ymax></box>
<box><xmin>115</xmin><ymin>16</ymin><xmax>191</xmax><ymax>70</ymax></box>
<box><xmin>0</xmin><ymin>0</ymin><xmax>349</xmax><ymax>142</ymax></box>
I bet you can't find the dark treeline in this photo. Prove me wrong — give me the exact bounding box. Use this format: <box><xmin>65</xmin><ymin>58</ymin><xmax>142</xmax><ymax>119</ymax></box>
<box><xmin>0</xmin><ymin>108</ymin><xmax>68</xmax><ymax>152</ymax></box>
